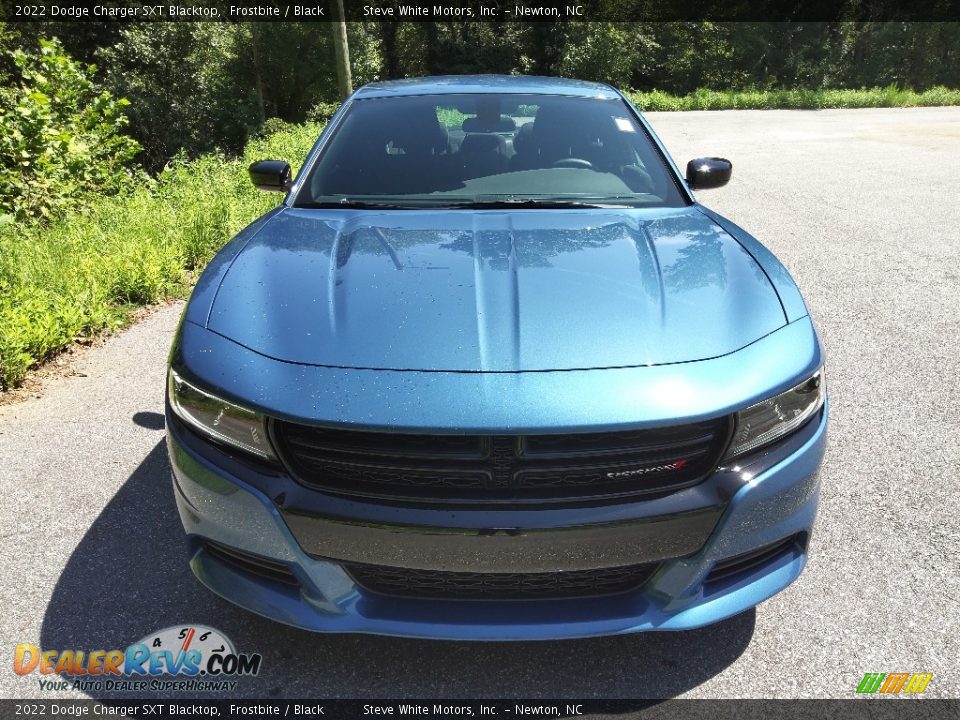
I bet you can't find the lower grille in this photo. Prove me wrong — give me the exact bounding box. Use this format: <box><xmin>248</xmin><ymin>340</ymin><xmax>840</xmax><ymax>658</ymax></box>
<box><xmin>273</xmin><ymin>418</ymin><xmax>730</xmax><ymax>505</ymax></box>
<box><xmin>204</xmin><ymin>541</ymin><xmax>299</xmax><ymax>586</ymax></box>
<box><xmin>706</xmin><ymin>534</ymin><xmax>805</xmax><ymax>586</ymax></box>
<box><xmin>345</xmin><ymin>562</ymin><xmax>658</xmax><ymax>600</ymax></box>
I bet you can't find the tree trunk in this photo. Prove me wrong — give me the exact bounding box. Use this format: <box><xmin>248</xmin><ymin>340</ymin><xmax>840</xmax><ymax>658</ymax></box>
<box><xmin>251</xmin><ymin>23</ymin><xmax>266</xmax><ymax>124</ymax></box>
<box><xmin>331</xmin><ymin>0</ymin><xmax>353</xmax><ymax>99</ymax></box>
<box><xmin>423</xmin><ymin>23</ymin><xmax>439</xmax><ymax>75</ymax></box>
<box><xmin>379</xmin><ymin>22</ymin><xmax>400</xmax><ymax>79</ymax></box>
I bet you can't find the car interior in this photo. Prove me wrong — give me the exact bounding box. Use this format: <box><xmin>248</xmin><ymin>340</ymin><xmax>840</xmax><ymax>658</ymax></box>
<box><xmin>307</xmin><ymin>94</ymin><xmax>671</xmax><ymax>201</ymax></box>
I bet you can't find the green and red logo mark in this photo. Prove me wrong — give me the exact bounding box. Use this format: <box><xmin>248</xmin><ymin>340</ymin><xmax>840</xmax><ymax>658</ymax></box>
<box><xmin>856</xmin><ymin>673</ymin><xmax>933</xmax><ymax>695</ymax></box>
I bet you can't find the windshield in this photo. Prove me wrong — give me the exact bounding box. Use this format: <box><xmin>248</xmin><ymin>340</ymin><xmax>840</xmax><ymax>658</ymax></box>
<box><xmin>293</xmin><ymin>93</ymin><xmax>687</xmax><ymax>209</ymax></box>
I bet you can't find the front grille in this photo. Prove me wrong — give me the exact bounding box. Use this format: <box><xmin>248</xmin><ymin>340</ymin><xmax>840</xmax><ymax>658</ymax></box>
<box><xmin>345</xmin><ymin>562</ymin><xmax>658</xmax><ymax>600</ymax></box>
<box><xmin>272</xmin><ymin>418</ymin><xmax>730</xmax><ymax>505</ymax></box>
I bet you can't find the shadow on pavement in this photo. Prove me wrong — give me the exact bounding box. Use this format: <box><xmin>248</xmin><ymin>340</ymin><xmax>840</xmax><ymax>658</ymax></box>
<box><xmin>41</xmin><ymin>440</ymin><xmax>755</xmax><ymax>700</ymax></box>
<box><xmin>131</xmin><ymin>411</ymin><xmax>165</xmax><ymax>430</ymax></box>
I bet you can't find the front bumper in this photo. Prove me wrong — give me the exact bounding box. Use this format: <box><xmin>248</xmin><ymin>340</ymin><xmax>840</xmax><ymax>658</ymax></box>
<box><xmin>165</xmin><ymin>399</ymin><xmax>827</xmax><ymax>641</ymax></box>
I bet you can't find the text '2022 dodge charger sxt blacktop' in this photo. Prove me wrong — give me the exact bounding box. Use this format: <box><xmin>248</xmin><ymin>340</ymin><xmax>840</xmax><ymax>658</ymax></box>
<box><xmin>165</xmin><ymin>75</ymin><xmax>827</xmax><ymax>640</ymax></box>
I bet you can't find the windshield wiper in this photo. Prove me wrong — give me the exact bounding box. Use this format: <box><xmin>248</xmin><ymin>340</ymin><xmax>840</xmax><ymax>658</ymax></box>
<box><xmin>294</xmin><ymin>199</ymin><xmax>413</xmax><ymax>210</ymax></box>
<box><xmin>444</xmin><ymin>198</ymin><xmax>621</xmax><ymax>209</ymax></box>
<box><xmin>295</xmin><ymin>197</ymin><xmax>641</xmax><ymax>210</ymax></box>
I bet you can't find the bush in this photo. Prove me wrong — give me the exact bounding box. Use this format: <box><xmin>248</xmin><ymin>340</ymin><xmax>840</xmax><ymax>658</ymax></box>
<box><xmin>0</xmin><ymin>121</ymin><xmax>322</xmax><ymax>389</ymax></box>
<box><xmin>0</xmin><ymin>38</ymin><xmax>141</xmax><ymax>222</ymax></box>
<box><xmin>626</xmin><ymin>86</ymin><xmax>960</xmax><ymax>111</ymax></box>
<box><xmin>306</xmin><ymin>101</ymin><xmax>341</xmax><ymax>125</ymax></box>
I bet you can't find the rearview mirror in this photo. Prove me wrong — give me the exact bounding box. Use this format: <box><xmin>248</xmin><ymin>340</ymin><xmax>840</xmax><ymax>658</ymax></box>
<box><xmin>686</xmin><ymin>157</ymin><xmax>732</xmax><ymax>190</ymax></box>
<box><xmin>249</xmin><ymin>160</ymin><xmax>292</xmax><ymax>192</ymax></box>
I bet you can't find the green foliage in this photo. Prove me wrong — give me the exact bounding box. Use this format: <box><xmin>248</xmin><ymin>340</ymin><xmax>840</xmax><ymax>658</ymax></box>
<box><xmin>254</xmin><ymin>117</ymin><xmax>298</xmax><ymax>139</ymax></box>
<box><xmin>347</xmin><ymin>22</ymin><xmax>385</xmax><ymax>88</ymax></box>
<box><xmin>97</xmin><ymin>24</ymin><xmax>253</xmax><ymax>172</ymax></box>
<box><xmin>0</xmin><ymin>121</ymin><xmax>322</xmax><ymax>389</ymax></box>
<box><xmin>95</xmin><ymin>22</ymin><xmax>380</xmax><ymax>170</ymax></box>
<box><xmin>306</xmin><ymin>101</ymin><xmax>342</xmax><ymax>125</ymax></box>
<box><xmin>0</xmin><ymin>38</ymin><xmax>141</xmax><ymax>222</ymax></box>
<box><xmin>5</xmin><ymin>21</ymin><xmax>957</xmax><ymax>171</ymax></box>
<box><xmin>627</xmin><ymin>86</ymin><xmax>960</xmax><ymax>111</ymax></box>
<box><xmin>556</xmin><ymin>23</ymin><xmax>655</xmax><ymax>87</ymax></box>
<box><xmin>246</xmin><ymin>121</ymin><xmax>325</xmax><ymax>162</ymax></box>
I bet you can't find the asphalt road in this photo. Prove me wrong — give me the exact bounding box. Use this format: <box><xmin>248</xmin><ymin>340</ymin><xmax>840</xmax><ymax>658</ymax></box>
<box><xmin>2</xmin><ymin>108</ymin><xmax>959</xmax><ymax>700</ymax></box>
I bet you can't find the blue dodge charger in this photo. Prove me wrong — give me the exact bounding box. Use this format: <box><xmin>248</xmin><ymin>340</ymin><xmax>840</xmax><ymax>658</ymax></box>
<box><xmin>165</xmin><ymin>76</ymin><xmax>827</xmax><ymax>640</ymax></box>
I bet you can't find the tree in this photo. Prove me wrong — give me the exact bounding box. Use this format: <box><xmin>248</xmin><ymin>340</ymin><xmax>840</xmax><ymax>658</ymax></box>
<box><xmin>331</xmin><ymin>0</ymin><xmax>353</xmax><ymax>98</ymax></box>
<box><xmin>556</xmin><ymin>23</ymin><xmax>656</xmax><ymax>86</ymax></box>
<box><xmin>98</xmin><ymin>24</ymin><xmax>251</xmax><ymax>171</ymax></box>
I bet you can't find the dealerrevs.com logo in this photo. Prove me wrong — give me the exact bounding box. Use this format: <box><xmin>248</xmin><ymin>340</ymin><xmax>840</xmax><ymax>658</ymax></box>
<box><xmin>14</xmin><ymin>625</ymin><xmax>262</xmax><ymax>693</ymax></box>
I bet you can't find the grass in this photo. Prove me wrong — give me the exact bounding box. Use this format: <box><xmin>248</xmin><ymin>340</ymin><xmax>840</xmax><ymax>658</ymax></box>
<box><xmin>3</xmin><ymin>83</ymin><xmax>960</xmax><ymax>389</ymax></box>
<box><xmin>626</xmin><ymin>85</ymin><xmax>960</xmax><ymax>111</ymax></box>
<box><xmin>0</xmin><ymin>121</ymin><xmax>322</xmax><ymax>389</ymax></box>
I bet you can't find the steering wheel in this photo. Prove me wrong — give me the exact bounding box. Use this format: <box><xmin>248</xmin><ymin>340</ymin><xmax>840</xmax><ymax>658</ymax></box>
<box><xmin>551</xmin><ymin>158</ymin><xmax>593</xmax><ymax>169</ymax></box>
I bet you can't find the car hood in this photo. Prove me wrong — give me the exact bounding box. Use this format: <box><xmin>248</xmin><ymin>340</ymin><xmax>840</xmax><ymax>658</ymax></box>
<box><xmin>206</xmin><ymin>206</ymin><xmax>787</xmax><ymax>372</ymax></box>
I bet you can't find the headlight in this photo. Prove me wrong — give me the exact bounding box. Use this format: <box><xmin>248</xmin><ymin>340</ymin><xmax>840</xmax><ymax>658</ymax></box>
<box><xmin>167</xmin><ymin>369</ymin><xmax>276</xmax><ymax>461</ymax></box>
<box><xmin>724</xmin><ymin>369</ymin><xmax>825</xmax><ymax>462</ymax></box>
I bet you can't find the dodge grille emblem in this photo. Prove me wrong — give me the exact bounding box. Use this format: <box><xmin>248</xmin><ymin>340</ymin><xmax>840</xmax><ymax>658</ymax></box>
<box><xmin>605</xmin><ymin>459</ymin><xmax>688</xmax><ymax>480</ymax></box>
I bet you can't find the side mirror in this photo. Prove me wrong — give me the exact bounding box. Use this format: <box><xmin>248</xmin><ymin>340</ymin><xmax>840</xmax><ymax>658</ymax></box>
<box><xmin>248</xmin><ymin>160</ymin><xmax>292</xmax><ymax>192</ymax></box>
<box><xmin>686</xmin><ymin>157</ymin><xmax>732</xmax><ymax>190</ymax></box>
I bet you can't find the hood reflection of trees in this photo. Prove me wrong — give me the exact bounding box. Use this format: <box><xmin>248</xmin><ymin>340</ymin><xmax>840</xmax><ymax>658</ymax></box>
<box><xmin>254</xmin><ymin>212</ymin><xmax>768</xmax><ymax>298</ymax></box>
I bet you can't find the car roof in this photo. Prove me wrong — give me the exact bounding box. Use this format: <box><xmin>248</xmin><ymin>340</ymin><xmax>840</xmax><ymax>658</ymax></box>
<box><xmin>352</xmin><ymin>75</ymin><xmax>622</xmax><ymax>100</ymax></box>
